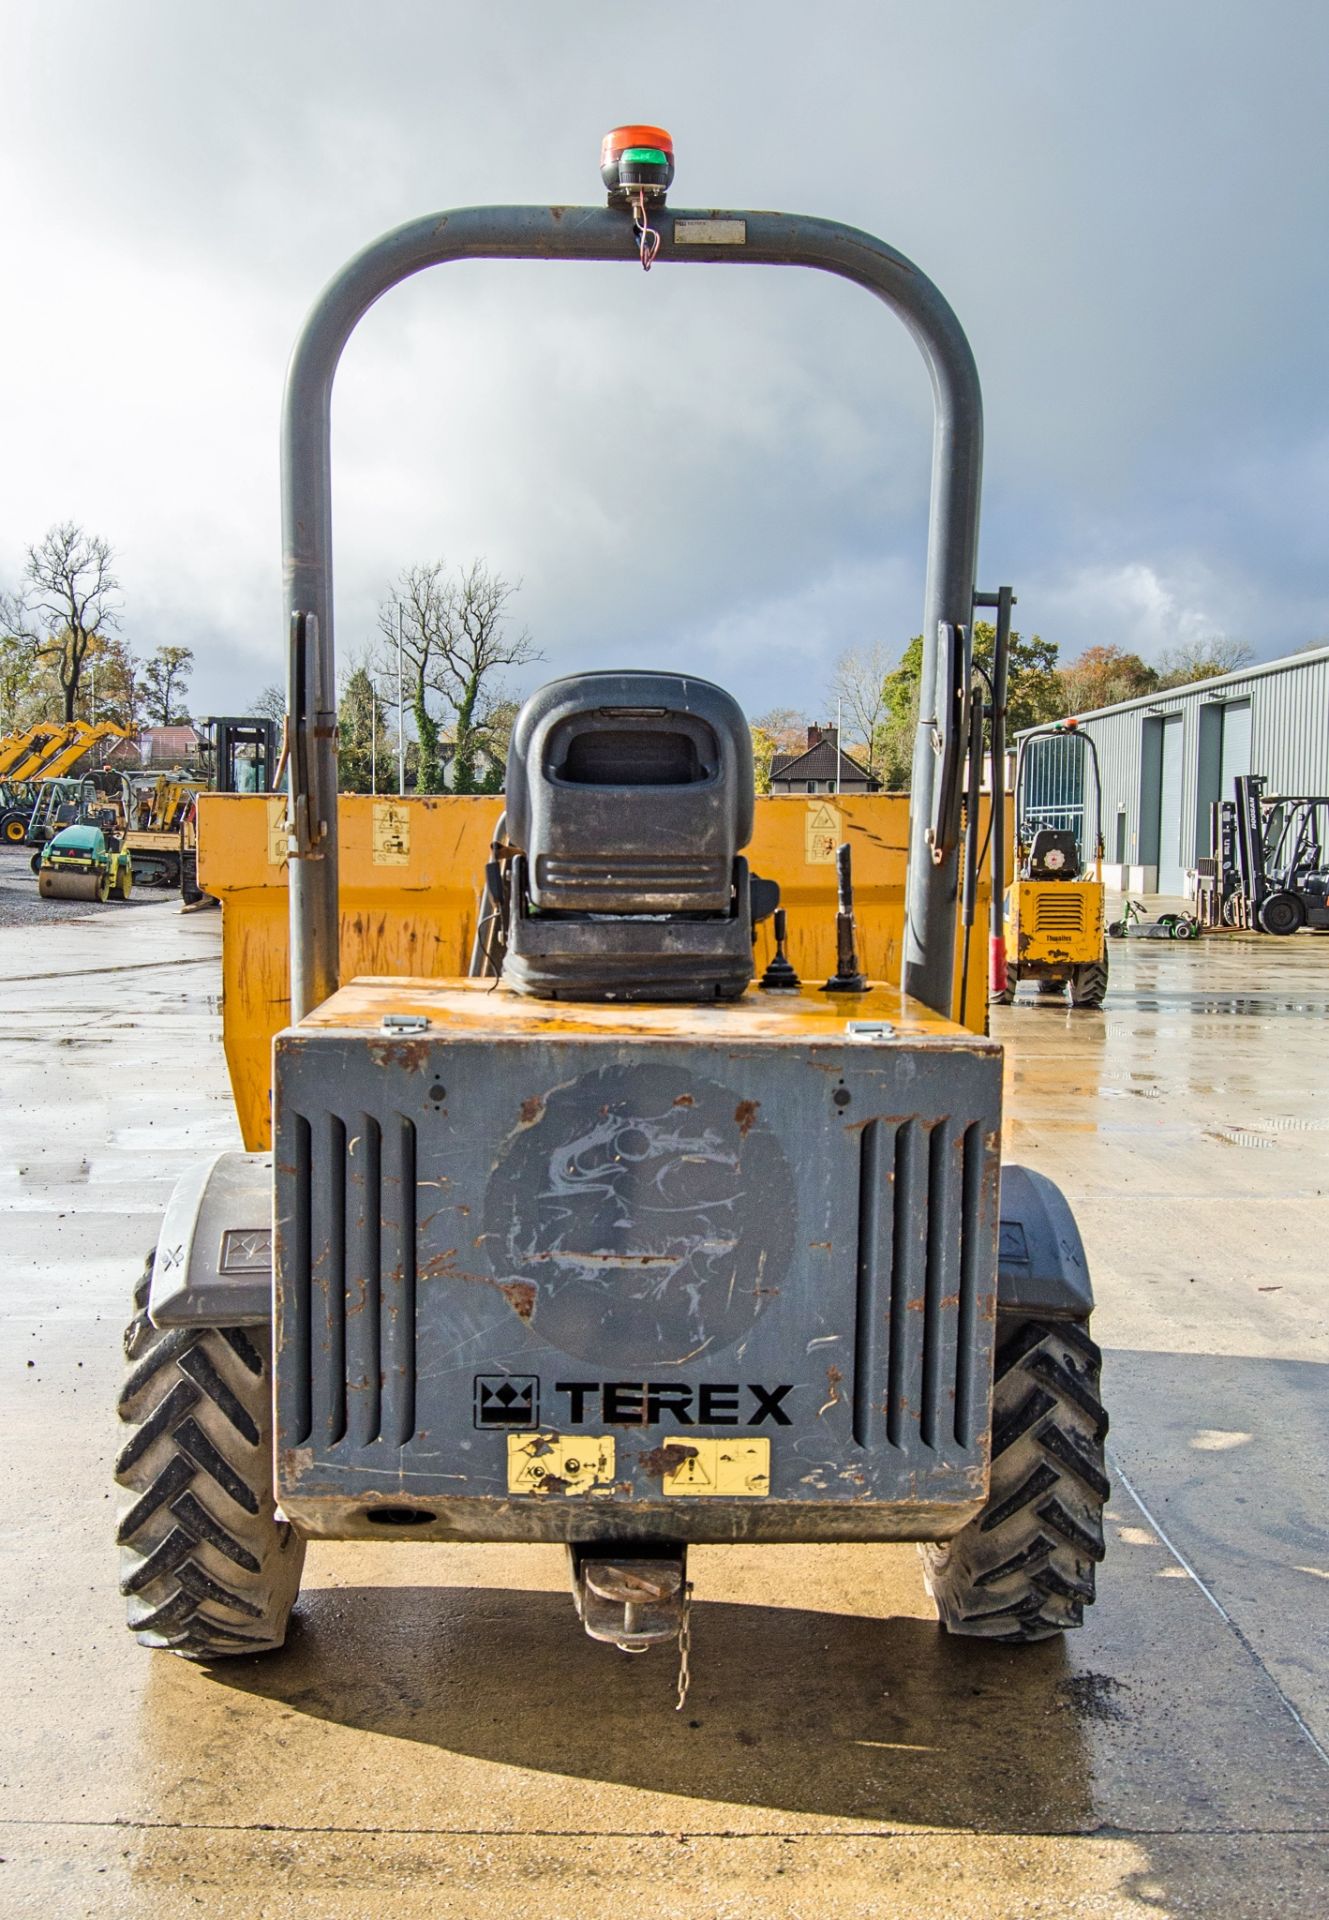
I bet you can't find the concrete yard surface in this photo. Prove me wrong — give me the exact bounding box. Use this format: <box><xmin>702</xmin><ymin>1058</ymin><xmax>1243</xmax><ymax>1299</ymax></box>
<box><xmin>0</xmin><ymin>882</ymin><xmax>1326</xmax><ymax>1917</ymax></box>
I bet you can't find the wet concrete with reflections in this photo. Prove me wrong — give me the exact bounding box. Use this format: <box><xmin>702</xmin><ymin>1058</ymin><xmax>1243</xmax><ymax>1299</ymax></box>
<box><xmin>0</xmin><ymin>863</ymin><xmax>1325</xmax><ymax>1916</ymax></box>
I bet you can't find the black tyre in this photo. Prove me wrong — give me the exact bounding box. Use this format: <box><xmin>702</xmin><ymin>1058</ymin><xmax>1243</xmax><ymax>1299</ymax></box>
<box><xmin>1069</xmin><ymin>953</ymin><xmax>1109</xmax><ymax>1008</ymax></box>
<box><xmin>116</xmin><ymin>1259</ymin><xmax>304</xmax><ymax>1658</ymax></box>
<box><xmin>1257</xmin><ymin>890</ymin><xmax>1304</xmax><ymax>937</ymax></box>
<box><xmin>181</xmin><ymin>849</ymin><xmax>204</xmax><ymax>906</ymax></box>
<box><xmin>989</xmin><ymin>978</ymin><xmax>1016</xmax><ymax>1007</ymax></box>
<box><xmin>921</xmin><ymin>1318</ymin><xmax>1109</xmax><ymax>1642</ymax></box>
<box><xmin>1</xmin><ymin>811</ymin><xmax>27</xmax><ymax>845</ymax></box>
<box><xmin>1106</xmin><ymin>920</ymin><xmax>1126</xmax><ymax>938</ymax></box>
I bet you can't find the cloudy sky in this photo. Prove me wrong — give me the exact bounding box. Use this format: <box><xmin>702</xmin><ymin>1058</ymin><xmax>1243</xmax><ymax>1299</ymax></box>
<box><xmin>2</xmin><ymin>1</ymin><xmax>1327</xmax><ymax>721</ymax></box>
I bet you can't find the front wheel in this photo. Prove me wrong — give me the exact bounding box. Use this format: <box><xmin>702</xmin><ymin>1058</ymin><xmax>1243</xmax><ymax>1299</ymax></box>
<box><xmin>1</xmin><ymin>812</ymin><xmax>26</xmax><ymax>845</ymax></box>
<box><xmin>921</xmin><ymin>1318</ymin><xmax>1109</xmax><ymax>1642</ymax></box>
<box><xmin>1257</xmin><ymin>890</ymin><xmax>1304</xmax><ymax>937</ymax></box>
<box><xmin>116</xmin><ymin>864</ymin><xmax>133</xmax><ymax>900</ymax></box>
<box><xmin>1069</xmin><ymin>954</ymin><xmax>1109</xmax><ymax>1007</ymax></box>
<box><xmin>115</xmin><ymin>1259</ymin><xmax>304</xmax><ymax>1657</ymax></box>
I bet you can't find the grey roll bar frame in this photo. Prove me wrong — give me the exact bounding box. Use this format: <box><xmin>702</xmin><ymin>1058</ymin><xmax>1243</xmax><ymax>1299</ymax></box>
<box><xmin>281</xmin><ymin>202</ymin><xmax>983</xmax><ymax>1021</ymax></box>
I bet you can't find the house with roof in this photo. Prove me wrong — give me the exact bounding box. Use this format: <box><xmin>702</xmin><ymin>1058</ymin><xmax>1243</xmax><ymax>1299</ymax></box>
<box><xmin>769</xmin><ymin>724</ymin><xmax>879</xmax><ymax>794</ymax></box>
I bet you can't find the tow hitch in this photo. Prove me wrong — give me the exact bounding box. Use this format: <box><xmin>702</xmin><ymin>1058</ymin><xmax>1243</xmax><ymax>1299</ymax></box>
<box><xmin>569</xmin><ymin>1546</ymin><xmax>693</xmax><ymax>1703</ymax></box>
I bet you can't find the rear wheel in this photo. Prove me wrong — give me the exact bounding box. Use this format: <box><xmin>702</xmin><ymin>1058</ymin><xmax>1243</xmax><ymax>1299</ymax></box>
<box><xmin>921</xmin><ymin>1317</ymin><xmax>1109</xmax><ymax>1642</ymax></box>
<box><xmin>96</xmin><ymin>871</ymin><xmax>110</xmax><ymax>903</ymax></box>
<box><xmin>1</xmin><ymin>812</ymin><xmax>26</xmax><ymax>844</ymax></box>
<box><xmin>1257</xmin><ymin>890</ymin><xmax>1304</xmax><ymax>937</ymax></box>
<box><xmin>116</xmin><ymin>863</ymin><xmax>133</xmax><ymax>900</ymax></box>
<box><xmin>1069</xmin><ymin>953</ymin><xmax>1109</xmax><ymax>1007</ymax></box>
<box><xmin>115</xmin><ymin>1258</ymin><xmax>304</xmax><ymax>1658</ymax></box>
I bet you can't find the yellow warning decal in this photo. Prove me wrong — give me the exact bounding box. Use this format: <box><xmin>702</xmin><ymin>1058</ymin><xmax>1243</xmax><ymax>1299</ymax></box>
<box><xmin>663</xmin><ymin>1437</ymin><xmax>771</xmax><ymax>1498</ymax></box>
<box><xmin>372</xmin><ymin>800</ymin><xmax>411</xmax><ymax>866</ymax></box>
<box><xmin>804</xmin><ymin>800</ymin><xmax>841</xmax><ymax>865</ymax></box>
<box><xmin>507</xmin><ymin>1432</ymin><xmax>616</xmax><ymax>1496</ymax></box>
<box><xmin>266</xmin><ymin>796</ymin><xmax>289</xmax><ymax>868</ymax></box>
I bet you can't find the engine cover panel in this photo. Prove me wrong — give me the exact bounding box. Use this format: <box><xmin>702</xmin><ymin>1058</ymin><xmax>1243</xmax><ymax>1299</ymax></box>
<box><xmin>273</xmin><ymin>979</ymin><xmax>1002</xmax><ymax>1543</ymax></box>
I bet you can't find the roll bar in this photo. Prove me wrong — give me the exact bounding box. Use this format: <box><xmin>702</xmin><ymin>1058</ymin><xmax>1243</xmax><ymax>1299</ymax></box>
<box><xmin>281</xmin><ymin>203</ymin><xmax>983</xmax><ymax>1020</ymax></box>
<box><xmin>1014</xmin><ymin>724</ymin><xmax>1105</xmax><ymax>864</ymax></box>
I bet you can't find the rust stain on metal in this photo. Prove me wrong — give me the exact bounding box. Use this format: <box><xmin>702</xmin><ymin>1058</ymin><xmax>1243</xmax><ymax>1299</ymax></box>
<box><xmin>418</xmin><ymin>1247</ymin><xmax>462</xmax><ymax>1279</ymax></box>
<box><xmin>672</xmin><ymin>1093</ymin><xmax>695</xmax><ymax>1107</ymax></box>
<box><xmin>497</xmin><ymin>1279</ymin><xmax>537</xmax><ymax>1320</ymax></box>
<box><xmin>367</xmin><ymin>1038</ymin><xmax>430</xmax><ymax>1072</ymax></box>
<box><xmin>818</xmin><ymin>1364</ymin><xmax>844</xmax><ymax>1417</ymax></box>
<box><xmin>734</xmin><ymin>1098</ymin><xmax>760</xmax><ymax>1137</ymax></box>
<box><xmin>519</xmin><ymin>1094</ymin><xmax>545</xmax><ymax>1126</ymax></box>
<box><xmin>640</xmin><ymin>1441</ymin><xmax>698</xmax><ymax>1478</ymax></box>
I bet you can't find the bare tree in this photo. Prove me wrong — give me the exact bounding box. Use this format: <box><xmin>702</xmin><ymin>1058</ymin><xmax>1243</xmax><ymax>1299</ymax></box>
<box><xmin>251</xmin><ymin>683</ymin><xmax>287</xmax><ymax>723</ymax></box>
<box><xmin>828</xmin><ymin>642</ymin><xmax>892</xmax><ymax>779</ymax></box>
<box><xmin>16</xmin><ymin>523</ymin><xmax>122</xmax><ymax>722</ymax></box>
<box><xmin>1155</xmin><ymin>637</ymin><xmax>1255</xmax><ymax>689</ymax></box>
<box><xmin>377</xmin><ymin>562</ymin><xmax>451</xmax><ymax>792</ymax></box>
<box><xmin>430</xmin><ymin>561</ymin><xmax>540</xmax><ymax>793</ymax></box>
<box><xmin>377</xmin><ymin>560</ymin><xmax>540</xmax><ymax>793</ymax></box>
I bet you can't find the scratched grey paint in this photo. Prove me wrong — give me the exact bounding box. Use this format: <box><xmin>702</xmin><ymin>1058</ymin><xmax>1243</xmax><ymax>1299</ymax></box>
<box><xmin>273</xmin><ymin>1029</ymin><xmax>1002</xmax><ymax>1544</ymax></box>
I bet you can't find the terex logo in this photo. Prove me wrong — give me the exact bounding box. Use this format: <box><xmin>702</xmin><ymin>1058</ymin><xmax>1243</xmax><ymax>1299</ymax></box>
<box><xmin>554</xmin><ymin>1381</ymin><xmax>794</xmax><ymax>1427</ymax></box>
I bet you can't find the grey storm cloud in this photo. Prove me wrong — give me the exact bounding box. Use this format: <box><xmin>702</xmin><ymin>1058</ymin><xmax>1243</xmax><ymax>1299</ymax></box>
<box><xmin>2</xmin><ymin>0</ymin><xmax>1327</xmax><ymax>719</ymax></box>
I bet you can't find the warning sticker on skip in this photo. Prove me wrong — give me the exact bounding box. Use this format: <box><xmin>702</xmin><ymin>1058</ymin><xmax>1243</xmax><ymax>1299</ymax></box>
<box><xmin>662</xmin><ymin>1437</ymin><xmax>771</xmax><ymax>1498</ymax></box>
<box><xmin>805</xmin><ymin>801</ymin><xmax>841</xmax><ymax>865</ymax></box>
<box><xmin>507</xmin><ymin>1432</ymin><xmax>616</xmax><ymax>1496</ymax></box>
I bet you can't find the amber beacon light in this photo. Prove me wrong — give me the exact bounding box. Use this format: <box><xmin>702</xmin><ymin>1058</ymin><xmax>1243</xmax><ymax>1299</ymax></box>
<box><xmin>600</xmin><ymin>124</ymin><xmax>675</xmax><ymax>204</ymax></box>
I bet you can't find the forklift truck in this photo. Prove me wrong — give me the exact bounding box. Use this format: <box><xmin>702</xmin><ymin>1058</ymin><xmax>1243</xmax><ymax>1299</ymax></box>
<box><xmin>115</xmin><ymin>129</ymin><xmax>1108</xmax><ymax>1678</ymax></box>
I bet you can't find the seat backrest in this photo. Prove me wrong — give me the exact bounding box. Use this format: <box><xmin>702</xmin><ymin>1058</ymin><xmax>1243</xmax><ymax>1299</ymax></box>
<box><xmin>504</xmin><ymin>671</ymin><xmax>753</xmax><ymax>915</ymax></box>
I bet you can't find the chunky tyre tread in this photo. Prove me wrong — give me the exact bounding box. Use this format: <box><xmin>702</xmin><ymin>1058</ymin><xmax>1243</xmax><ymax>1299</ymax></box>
<box><xmin>921</xmin><ymin>1318</ymin><xmax>1109</xmax><ymax>1643</ymax></box>
<box><xmin>115</xmin><ymin>1256</ymin><xmax>303</xmax><ymax>1659</ymax></box>
<box><xmin>1069</xmin><ymin>958</ymin><xmax>1109</xmax><ymax>1008</ymax></box>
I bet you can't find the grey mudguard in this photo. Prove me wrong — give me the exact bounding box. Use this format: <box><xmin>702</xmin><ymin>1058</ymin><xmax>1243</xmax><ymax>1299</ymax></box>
<box><xmin>148</xmin><ymin>1151</ymin><xmax>274</xmax><ymax>1327</ymax></box>
<box><xmin>996</xmin><ymin>1164</ymin><xmax>1095</xmax><ymax>1320</ymax></box>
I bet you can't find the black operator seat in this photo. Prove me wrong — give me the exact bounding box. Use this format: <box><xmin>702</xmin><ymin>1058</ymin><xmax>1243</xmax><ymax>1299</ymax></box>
<box><xmin>1026</xmin><ymin>828</ymin><xmax>1083</xmax><ymax>881</ymax></box>
<box><xmin>504</xmin><ymin>670</ymin><xmax>754</xmax><ymax>916</ymax></box>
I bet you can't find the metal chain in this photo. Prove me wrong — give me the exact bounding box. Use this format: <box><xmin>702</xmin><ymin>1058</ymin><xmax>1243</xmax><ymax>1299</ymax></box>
<box><xmin>632</xmin><ymin>189</ymin><xmax>661</xmax><ymax>272</ymax></box>
<box><xmin>674</xmin><ymin>1579</ymin><xmax>694</xmax><ymax>1710</ymax></box>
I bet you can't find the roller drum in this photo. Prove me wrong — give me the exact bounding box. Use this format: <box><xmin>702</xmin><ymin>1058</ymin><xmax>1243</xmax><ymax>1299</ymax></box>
<box><xmin>38</xmin><ymin>869</ymin><xmax>103</xmax><ymax>901</ymax></box>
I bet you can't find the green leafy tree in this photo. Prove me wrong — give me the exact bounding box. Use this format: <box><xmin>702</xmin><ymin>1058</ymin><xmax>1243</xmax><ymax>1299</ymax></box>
<box><xmin>337</xmin><ymin>664</ymin><xmax>389</xmax><ymax>792</ymax></box>
<box><xmin>80</xmin><ymin>633</ymin><xmax>145</xmax><ymax>729</ymax></box>
<box><xmin>1059</xmin><ymin>643</ymin><xmax>1158</xmax><ymax>714</ymax></box>
<box><xmin>0</xmin><ymin>626</ymin><xmax>45</xmax><ymax>733</ymax></box>
<box><xmin>141</xmin><ymin>644</ymin><xmax>194</xmax><ymax>726</ymax></box>
<box><xmin>878</xmin><ymin>624</ymin><xmax>1063</xmax><ymax>791</ymax></box>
